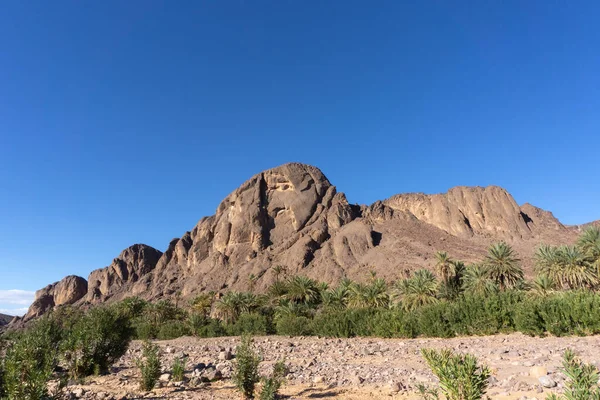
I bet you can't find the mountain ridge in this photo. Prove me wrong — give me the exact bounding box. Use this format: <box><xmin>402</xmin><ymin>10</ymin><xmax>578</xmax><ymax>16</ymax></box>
<box><xmin>22</xmin><ymin>163</ymin><xmax>591</xmax><ymax>321</ymax></box>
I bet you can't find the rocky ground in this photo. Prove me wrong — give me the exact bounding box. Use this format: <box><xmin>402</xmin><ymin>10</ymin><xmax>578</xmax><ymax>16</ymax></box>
<box><xmin>62</xmin><ymin>333</ymin><xmax>600</xmax><ymax>400</ymax></box>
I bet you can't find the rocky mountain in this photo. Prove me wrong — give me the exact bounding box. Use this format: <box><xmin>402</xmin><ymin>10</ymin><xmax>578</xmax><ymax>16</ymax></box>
<box><xmin>22</xmin><ymin>163</ymin><xmax>589</xmax><ymax>321</ymax></box>
<box><xmin>0</xmin><ymin>313</ymin><xmax>12</xmax><ymax>326</ymax></box>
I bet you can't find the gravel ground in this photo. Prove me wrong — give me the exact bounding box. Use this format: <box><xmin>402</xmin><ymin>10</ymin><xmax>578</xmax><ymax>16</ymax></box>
<box><xmin>62</xmin><ymin>333</ymin><xmax>600</xmax><ymax>399</ymax></box>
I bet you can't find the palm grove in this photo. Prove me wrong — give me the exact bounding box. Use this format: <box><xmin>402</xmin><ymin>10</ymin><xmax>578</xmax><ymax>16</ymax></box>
<box><xmin>2</xmin><ymin>227</ymin><xmax>600</xmax><ymax>398</ymax></box>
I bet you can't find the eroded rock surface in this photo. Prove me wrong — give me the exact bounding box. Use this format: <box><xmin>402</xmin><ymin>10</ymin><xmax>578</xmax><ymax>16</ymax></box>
<box><xmin>25</xmin><ymin>275</ymin><xmax>88</xmax><ymax>320</ymax></box>
<box><xmin>26</xmin><ymin>163</ymin><xmax>590</xmax><ymax>317</ymax></box>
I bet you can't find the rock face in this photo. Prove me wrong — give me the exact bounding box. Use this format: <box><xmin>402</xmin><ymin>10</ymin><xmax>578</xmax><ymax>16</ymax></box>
<box><xmin>26</xmin><ymin>162</ymin><xmax>592</xmax><ymax>317</ymax></box>
<box><xmin>25</xmin><ymin>275</ymin><xmax>88</xmax><ymax>320</ymax></box>
<box><xmin>384</xmin><ymin>186</ymin><xmax>532</xmax><ymax>239</ymax></box>
<box><xmin>87</xmin><ymin>244</ymin><xmax>163</xmax><ymax>303</ymax></box>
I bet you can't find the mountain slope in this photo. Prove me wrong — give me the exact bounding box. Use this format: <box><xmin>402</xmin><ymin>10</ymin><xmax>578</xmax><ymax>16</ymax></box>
<box><xmin>23</xmin><ymin>163</ymin><xmax>589</xmax><ymax>320</ymax></box>
<box><xmin>0</xmin><ymin>313</ymin><xmax>13</xmax><ymax>326</ymax></box>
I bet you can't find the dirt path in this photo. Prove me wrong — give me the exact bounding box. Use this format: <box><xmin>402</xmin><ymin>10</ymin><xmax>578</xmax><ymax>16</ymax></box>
<box><xmin>65</xmin><ymin>333</ymin><xmax>600</xmax><ymax>399</ymax></box>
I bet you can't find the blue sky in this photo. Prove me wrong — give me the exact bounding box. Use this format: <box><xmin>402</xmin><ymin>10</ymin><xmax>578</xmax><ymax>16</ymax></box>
<box><xmin>1</xmin><ymin>1</ymin><xmax>599</xmax><ymax>315</ymax></box>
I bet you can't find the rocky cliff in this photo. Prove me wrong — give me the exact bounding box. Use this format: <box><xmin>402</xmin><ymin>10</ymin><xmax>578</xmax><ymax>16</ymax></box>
<box><xmin>24</xmin><ymin>163</ymin><xmax>587</xmax><ymax>318</ymax></box>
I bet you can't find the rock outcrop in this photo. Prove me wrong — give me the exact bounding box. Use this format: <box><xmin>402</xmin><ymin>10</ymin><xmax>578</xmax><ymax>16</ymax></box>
<box><xmin>25</xmin><ymin>162</ymin><xmax>593</xmax><ymax>318</ymax></box>
<box><xmin>87</xmin><ymin>244</ymin><xmax>163</xmax><ymax>303</ymax></box>
<box><xmin>384</xmin><ymin>186</ymin><xmax>533</xmax><ymax>239</ymax></box>
<box><xmin>24</xmin><ymin>275</ymin><xmax>88</xmax><ymax>320</ymax></box>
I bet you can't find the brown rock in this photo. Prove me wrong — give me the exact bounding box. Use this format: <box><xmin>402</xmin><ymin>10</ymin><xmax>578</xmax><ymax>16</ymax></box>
<box><xmin>87</xmin><ymin>244</ymin><xmax>162</xmax><ymax>303</ymax></box>
<box><xmin>25</xmin><ymin>162</ymin><xmax>592</xmax><ymax>318</ymax></box>
<box><xmin>25</xmin><ymin>275</ymin><xmax>87</xmax><ymax>320</ymax></box>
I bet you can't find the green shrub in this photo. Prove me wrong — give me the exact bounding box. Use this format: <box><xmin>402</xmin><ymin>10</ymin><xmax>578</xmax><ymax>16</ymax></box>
<box><xmin>172</xmin><ymin>356</ymin><xmax>187</xmax><ymax>382</ymax></box>
<box><xmin>371</xmin><ymin>309</ymin><xmax>418</xmax><ymax>338</ymax></box>
<box><xmin>259</xmin><ymin>360</ymin><xmax>287</xmax><ymax>400</ymax></box>
<box><xmin>134</xmin><ymin>318</ymin><xmax>158</xmax><ymax>340</ymax></box>
<box><xmin>136</xmin><ymin>340</ymin><xmax>161</xmax><ymax>391</ymax></box>
<box><xmin>2</xmin><ymin>320</ymin><xmax>59</xmax><ymax>400</ymax></box>
<box><xmin>311</xmin><ymin>310</ymin><xmax>354</xmax><ymax>338</ymax></box>
<box><xmin>275</xmin><ymin>315</ymin><xmax>313</xmax><ymax>336</ymax></box>
<box><xmin>233</xmin><ymin>336</ymin><xmax>261</xmax><ymax>399</ymax></box>
<box><xmin>514</xmin><ymin>299</ymin><xmax>545</xmax><ymax>336</ymax></box>
<box><xmin>226</xmin><ymin>313</ymin><xmax>269</xmax><ymax>336</ymax></box>
<box><xmin>421</xmin><ymin>348</ymin><xmax>490</xmax><ymax>400</ymax></box>
<box><xmin>61</xmin><ymin>305</ymin><xmax>133</xmax><ymax>379</ymax></box>
<box><xmin>547</xmin><ymin>349</ymin><xmax>600</xmax><ymax>400</ymax></box>
<box><xmin>195</xmin><ymin>318</ymin><xmax>226</xmax><ymax>338</ymax></box>
<box><xmin>418</xmin><ymin>303</ymin><xmax>454</xmax><ymax>338</ymax></box>
<box><xmin>157</xmin><ymin>320</ymin><xmax>190</xmax><ymax>340</ymax></box>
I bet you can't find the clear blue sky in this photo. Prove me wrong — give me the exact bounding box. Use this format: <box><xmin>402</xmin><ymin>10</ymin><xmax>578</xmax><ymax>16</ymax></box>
<box><xmin>1</xmin><ymin>1</ymin><xmax>599</xmax><ymax>314</ymax></box>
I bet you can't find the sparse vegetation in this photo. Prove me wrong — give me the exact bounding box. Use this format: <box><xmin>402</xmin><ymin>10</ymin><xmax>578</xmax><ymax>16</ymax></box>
<box><xmin>136</xmin><ymin>340</ymin><xmax>161</xmax><ymax>391</ymax></box>
<box><xmin>547</xmin><ymin>349</ymin><xmax>600</xmax><ymax>400</ymax></box>
<box><xmin>232</xmin><ymin>336</ymin><xmax>261</xmax><ymax>399</ymax></box>
<box><xmin>259</xmin><ymin>360</ymin><xmax>287</xmax><ymax>400</ymax></box>
<box><xmin>172</xmin><ymin>355</ymin><xmax>187</xmax><ymax>382</ymax></box>
<box><xmin>421</xmin><ymin>348</ymin><xmax>490</xmax><ymax>400</ymax></box>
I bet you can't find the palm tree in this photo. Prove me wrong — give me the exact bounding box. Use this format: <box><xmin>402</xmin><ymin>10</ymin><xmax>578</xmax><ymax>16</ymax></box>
<box><xmin>555</xmin><ymin>245</ymin><xmax>598</xmax><ymax>289</ymax></box>
<box><xmin>190</xmin><ymin>292</ymin><xmax>214</xmax><ymax>317</ymax></box>
<box><xmin>215</xmin><ymin>291</ymin><xmax>261</xmax><ymax>323</ymax></box>
<box><xmin>484</xmin><ymin>242</ymin><xmax>524</xmax><ymax>290</ymax></box>
<box><xmin>394</xmin><ymin>269</ymin><xmax>439</xmax><ymax>311</ymax></box>
<box><xmin>267</xmin><ymin>281</ymin><xmax>288</xmax><ymax>300</ymax></box>
<box><xmin>529</xmin><ymin>274</ymin><xmax>556</xmax><ymax>297</ymax></box>
<box><xmin>348</xmin><ymin>278</ymin><xmax>389</xmax><ymax>309</ymax></box>
<box><xmin>285</xmin><ymin>276</ymin><xmax>320</xmax><ymax>306</ymax></box>
<box><xmin>322</xmin><ymin>285</ymin><xmax>350</xmax><ymax>310</ymax></box>
<box><xmin>462</xmin><ymin>264</ymin><xmax>498</xmax><ymax>296</ymax></box>
<box><xmin>536</xmin><ymin>244</ymin><xmax>598</xmax><ymax>289</ymax></box>
<box><xmin>434</xmin><ymin>251</ymin><xmax>455</xmax><ymax>284</ymax></box>
<box><xmin>535</xmin><ymin>244</ymin><xmax>562</xmax><ymax>284</ymax></box>
<box><xmin>577</xmin><ymin>227</ymin><xmax>600</xmax><ymax>275</ymax></box>
<box><xmin>215</xmin><ymin>292</ymin><xmax>242</xmax><ymax>324</ymax></box>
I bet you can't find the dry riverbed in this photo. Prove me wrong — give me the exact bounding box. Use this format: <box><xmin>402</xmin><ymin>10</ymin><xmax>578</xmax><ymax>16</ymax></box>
<box><xmin>63</xmin><ymin>333</ymin><xmax>600</xmax><ymax>399</ymax></box>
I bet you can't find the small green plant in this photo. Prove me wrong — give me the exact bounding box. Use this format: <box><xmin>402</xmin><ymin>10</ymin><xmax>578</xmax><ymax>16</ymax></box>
<box><xmin>546</xmin><ymin>349</ymin><xmax>600</xmax><ymax>400</ymax></box>
<box><xmin>421</xmin><ymin>348</ymin><xmax>490</xmax><ymax>400</ymax></box>
<box><xmin>232</xmin><ymin>336</ymin><xmax>261</xmax><ymax>399</ymax></box>
<box><xmin>172</xmin><ymin>356</ymin><xmax>187</xmax><ymax>382</ymax></box>
<box><xmin>417</xmin><ymin>383</ymin><xmax>440</xmax><ymax>400</ymax></box>
<box><xmin>259</xmin><ymin>360</ymin><xmax>287</xmax><ymax>400</ymax></box>
<box><xmin>136</xmin><ymin>340</ymin><xmax>161</xmax><ymax>391</ymax></box>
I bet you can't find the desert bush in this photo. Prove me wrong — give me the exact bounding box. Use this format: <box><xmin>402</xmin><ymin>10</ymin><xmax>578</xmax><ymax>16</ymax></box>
<box><xmin>194</xmin><ymin>318</ymin><xmax>227</xmax><ymax>338</ymax></box>
<box><xmin>61</xmin><ymin>305</ymin><xmax>133</xmax><ymax>379</ymax></box>
<box><xmin>311</xmin><ymin>308</ymin><xmax>378</xmax><ymax>338</ymax></box>
<box><xmin>418</xmin><ymin>303</ymin><xmax>454</xmax><ymax>338</ymax></box>
<box><xmin>233</xmin><ymin>336</ymin><xmax>261</xmax><ymax>399</ymax></box>
<box><xmin>157</xmin><ymin>320</ymin><xmax>190</xmax><ymax>340</ymax></box>
<box><xmin>514</xmin><ymin>299</ymin><xmax>545</xmax><ymax>336</ymax></box>
<box><xmin>226</xmin><ymin>313</ymin><xmax>269</xmax><ymax>336</ymax></box>
<box><xmin>134</xmin><ymin>318</ymin><xmax>158</xmax><ymax>340</ymax></box>
<box><xmin>275</xmin><ymin>315</ymin><xmax>313</xmax><ymax>336</ymax></box>
<box><xmin>136</xmin><ymin>340</ymin><xmax>161</xmax><ymax>391</ymax></box>
<box><xmin>421</xmin><ymin>348</ymin><xmax>490</xmax><ymax>400</ymax></box>
<box><xmin>172</xmin><ymin>356</ymin><xmax>187</xmax><ymax>382</ymax></box>
<box><xmin>259</xmin><ymin>360</ymin><xmax>287</xmax><ymax>400</ymax></box>
<box><xmin>371</xmin><ymin>309</ymin><xmax>418</xmax><ymax>338</ymax></box>
<box><xmin>547</xmin><ymin>349</ymin><xmax>600</xmax><ymax>400</ymax></box>
<box><xmin>2</xmin><ymin>320</ymin><xmax>59</xmax><ymax>400</ymax></box>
